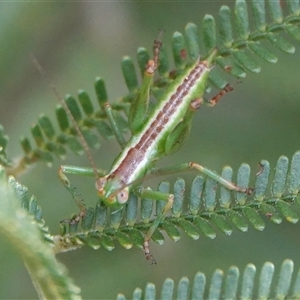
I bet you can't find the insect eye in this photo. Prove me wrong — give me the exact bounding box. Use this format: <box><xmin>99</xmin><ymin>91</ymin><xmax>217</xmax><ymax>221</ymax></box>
<box><xmin>117</xmin><ymin>188</ymin><xmax>129</xmax><ymax>204</ymax></box>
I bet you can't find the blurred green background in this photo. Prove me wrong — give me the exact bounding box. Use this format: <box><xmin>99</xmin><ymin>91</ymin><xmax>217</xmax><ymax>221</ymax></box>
<box><xmin>1</xmin><ymin>1</ymin><xmax>300</xmax><ymax>299</ymax></box>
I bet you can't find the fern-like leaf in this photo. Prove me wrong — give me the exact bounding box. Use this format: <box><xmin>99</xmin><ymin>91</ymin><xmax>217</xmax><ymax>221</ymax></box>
<box><xmin>54</xmin><ymin>150</ymin><xmax>300</xmax><ymax>253</ymax></box>
<box><xmin>0</xmin><ymin>125</ymin><xmax>12</xmax><ymax>167</ymax></box>
<box><xmin>115</xmin><ymin>259</ymin><xmax>300</xmax><ymax>300</ymax></box>
<box><xmin>0</xmin><ymin>165</ymin><xmax>81</xmax><ymax>299</ymax></box>
<box><xmin>13</xmin><ymin>0</ymin><xmax>300</xmax><ymax>171</ymax></box>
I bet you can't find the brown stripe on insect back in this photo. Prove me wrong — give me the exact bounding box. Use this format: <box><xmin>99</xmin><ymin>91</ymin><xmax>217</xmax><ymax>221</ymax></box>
<box><xmin>110</xmin><ymin>60</ymin><xmax>209</xmax><ymax>184</ymax></box>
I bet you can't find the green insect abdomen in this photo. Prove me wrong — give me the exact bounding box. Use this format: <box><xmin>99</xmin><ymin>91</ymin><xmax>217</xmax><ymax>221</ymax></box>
<box><xmin>109</xmin><ymin>57</ymin><xmax>214</xmax><ymax>186</ymax></box>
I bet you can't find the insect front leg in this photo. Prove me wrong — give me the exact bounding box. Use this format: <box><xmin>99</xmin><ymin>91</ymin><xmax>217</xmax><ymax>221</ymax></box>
<box><xmin>58</xmin><ymin>165</ymin><xmax>107</xmax><ymax>223</ymax></box>
<box><xmin>136</xmin><ymin>188</ymin><xmax>174</xmax><ymax>265</ymax></box>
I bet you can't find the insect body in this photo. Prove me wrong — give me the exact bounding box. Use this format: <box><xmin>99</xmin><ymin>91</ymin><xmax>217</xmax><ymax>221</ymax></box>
<box><xmin>97</xmin><ymin>50</ymin><xmax>213</xmax><ymax>210</ymax></box>
<box><xmin>58</xmin><ymin>38</ymin><xmax>250</xmax><ymax>263</ymax></box>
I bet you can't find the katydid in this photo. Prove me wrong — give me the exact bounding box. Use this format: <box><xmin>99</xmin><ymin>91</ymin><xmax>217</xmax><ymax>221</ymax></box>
<box><xmin>34</xmin><ymin>37</ymin><xmax>251</xmax><ymax>264</ymax></box>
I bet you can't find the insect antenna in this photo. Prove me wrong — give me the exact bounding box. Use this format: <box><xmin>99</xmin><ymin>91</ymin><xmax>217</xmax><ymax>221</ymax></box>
<box><xmin>30</xmin><ymin>53</ymin><xmax>99</xmax><ymax>180</ymax></box>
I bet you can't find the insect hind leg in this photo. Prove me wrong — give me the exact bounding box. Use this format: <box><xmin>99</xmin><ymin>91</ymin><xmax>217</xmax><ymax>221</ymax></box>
<box><xmin>189</xmin><ymin>162</ymin><xmax>253</xmax><ymax>194</ymax></box>
<box><xmin>128</xmin><ymin>32</ymin><xmax>163</xmax><ymax>134</ymax></box>
<box><xmin>149</xmin><ymin>162</ymin><xmax>253</xmax><ymax>195</ymax></box>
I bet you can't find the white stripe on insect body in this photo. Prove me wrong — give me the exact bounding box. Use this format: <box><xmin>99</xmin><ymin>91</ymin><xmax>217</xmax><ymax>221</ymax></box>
<box><xmin>109</xmin><ymin>60</ymin><xmax>211</xmax><ymax>186</ymax></box>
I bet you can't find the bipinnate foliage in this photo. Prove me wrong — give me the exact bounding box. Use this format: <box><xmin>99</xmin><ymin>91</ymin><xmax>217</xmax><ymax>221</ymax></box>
<box><xmin>1</xmin><ymin>0</ymin><xmax>300</xmax><ymax>298</ymax></box>
<box><xmin>44</xmin><ymin>151</ymin><xmax>300</xmax><ymax>253</ymax></box>
<box><xmin>117</xmin><ymin>259</ymin><xmax>300</xmax><ymax>299</ymax></box>
<box><xmin>11</xmin><ymin>0</ymin><xmax>300</xmax><ymax>170</ymax></box>
<box><xmin>0</xmin><ymin>111</ymin><xmax>300</xmax><ymax>300</ymax></box>
<box><xmin>0</xmin><ymin>125</ymin><xmax>12</xmax><ymax>167</ymax></box>
<box><xmin>0</xmin><ymin>165</ymin><xmax>81</xmax><ymax>299</ymax></box>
